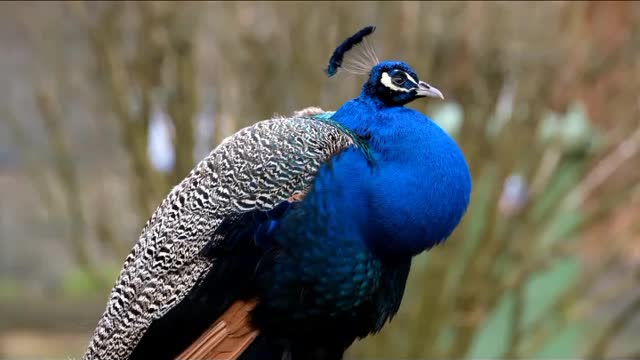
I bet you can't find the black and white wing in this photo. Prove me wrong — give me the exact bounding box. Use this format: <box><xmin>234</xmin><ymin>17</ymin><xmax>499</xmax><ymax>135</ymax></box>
<box><xmin>83</xmin><ymin>112</ymin><xmax>363</xmax><ymax>360</ymax></box>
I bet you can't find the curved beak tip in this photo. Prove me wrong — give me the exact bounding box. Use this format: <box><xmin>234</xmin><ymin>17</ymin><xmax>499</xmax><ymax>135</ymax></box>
<box><xmin>417</xmin><ymin>82</ymin><xmax>445</xmax><ymax>100</ymax></box>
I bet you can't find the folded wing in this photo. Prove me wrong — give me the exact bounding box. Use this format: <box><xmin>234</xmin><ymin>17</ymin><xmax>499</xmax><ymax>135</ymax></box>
<box><xmin>83</xmin><ymin>111</ymin><xmax>367</xmax><ymax>360</ymax></box>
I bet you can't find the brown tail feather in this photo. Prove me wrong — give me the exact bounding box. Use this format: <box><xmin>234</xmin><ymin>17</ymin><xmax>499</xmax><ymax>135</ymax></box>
<box><xmin>177</xmin><ymin>299</ymin><xmax>259</xmax><ymax>360</ymax></box>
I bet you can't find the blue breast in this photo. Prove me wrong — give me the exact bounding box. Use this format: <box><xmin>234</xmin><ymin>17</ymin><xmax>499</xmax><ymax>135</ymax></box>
<box><xmin>252</xmin><ymin>95</ymin><xmax>472</xmax><ymax>337</ymax></box>
<box><xmin>330</xmin><ymin>97</ymin><xmax>472</xmax><ymax>259</ymax></box>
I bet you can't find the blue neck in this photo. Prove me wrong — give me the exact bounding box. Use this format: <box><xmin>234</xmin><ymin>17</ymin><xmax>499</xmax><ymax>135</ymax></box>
<box><xmin>330</xmin><ymin>94</ymin><xmax>472</xmax><ymax>260</ymax></box>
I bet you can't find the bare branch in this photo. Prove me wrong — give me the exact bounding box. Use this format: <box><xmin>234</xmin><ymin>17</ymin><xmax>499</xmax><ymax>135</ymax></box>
<box><xmin>35</xmin><ymin>89</ymin><xmax>90</xmax><ymax>270</ymax></box>
<box><xmin>586</xmin><ymin>294</ymin><xmax>640</xmax><ymax>358</ymax></box>
<box><xmin>563</xmin><ymin>121</ymin><xmax>640</xmax><ymax>211</ymax></box>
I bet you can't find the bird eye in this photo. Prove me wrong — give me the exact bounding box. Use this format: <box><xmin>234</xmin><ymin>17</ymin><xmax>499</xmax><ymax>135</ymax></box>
<box><xmin>392</xmin><ymin>76</ymin><xmax>405</xmax><ymax>86</ymax></box>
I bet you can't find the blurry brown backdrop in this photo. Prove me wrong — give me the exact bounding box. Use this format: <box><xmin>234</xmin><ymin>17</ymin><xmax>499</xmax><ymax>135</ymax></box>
<box><xmin>1</xmin><ymin>1</ymin><xmax>639</xmax><ymax>359</ymax></box>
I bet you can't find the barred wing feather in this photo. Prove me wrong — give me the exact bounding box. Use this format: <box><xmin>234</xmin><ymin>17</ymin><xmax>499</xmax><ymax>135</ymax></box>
<box><xmin>84</xmin><ymin>113</ymin><xmax>361</xmax><ymax>360</ymax></box>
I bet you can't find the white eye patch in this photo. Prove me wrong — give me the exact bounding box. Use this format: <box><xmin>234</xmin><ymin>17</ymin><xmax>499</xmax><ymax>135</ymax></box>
<box><xmin>405</xmin><ymin>72</ymin><xmax>419</xmax><ymax>86</ymax></box>
<box><xmin>381</xmin><ymin>72</ymin><xmax>416</xmax><ymax>93</ymax></box>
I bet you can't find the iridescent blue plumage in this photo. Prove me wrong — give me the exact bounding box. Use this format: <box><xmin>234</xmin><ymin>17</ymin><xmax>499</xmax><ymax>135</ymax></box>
<box><xmin>246</xmin><ymin>38</ymin><xmax>472</xmax><ymax>360</ymax></box>
<box><xmin>93</xmin><ymin>26</ymin><xmax>471</xmax><ymax>360</ymax></box>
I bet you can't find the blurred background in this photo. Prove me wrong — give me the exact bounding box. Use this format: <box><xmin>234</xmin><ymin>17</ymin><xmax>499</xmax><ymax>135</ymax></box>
<box><xmin>1</xmin><ymin>1</ymin><xmax>639</xmax><ymax>359</ymax></box>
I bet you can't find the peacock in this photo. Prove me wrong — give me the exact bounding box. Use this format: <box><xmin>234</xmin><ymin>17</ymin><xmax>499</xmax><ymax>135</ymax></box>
<box><xmin>83</xmin><ymin>25</ymin><xmax>472</xmax><ymax>360</ymax></box>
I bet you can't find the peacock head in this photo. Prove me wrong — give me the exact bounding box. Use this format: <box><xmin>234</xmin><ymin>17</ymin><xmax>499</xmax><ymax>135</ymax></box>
<box><xmin>326</xmin><ymin>26</ymin><xmax>444</xmax><ymax>107</ymax></box>
<box><xmin>364</xmin><ymin>61</ymin><xmax>444</xmax><ymax>106</ymax></box>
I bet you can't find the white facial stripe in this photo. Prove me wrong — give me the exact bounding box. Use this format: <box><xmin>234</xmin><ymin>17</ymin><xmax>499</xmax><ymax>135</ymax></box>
<box><xmin>404</xmin><ymin>72</ymin><xmax>419</xmax><ymax>86</ymax></box>
<box><xmin>381</xmin><ymin>72</ymin><xmax>412</xmax><ymax>93</ymax></box>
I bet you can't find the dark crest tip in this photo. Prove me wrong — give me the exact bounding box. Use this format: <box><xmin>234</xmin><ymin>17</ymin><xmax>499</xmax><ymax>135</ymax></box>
<box><xmin>326</xmin><ymin>25</ymin><xmax>377</xmax><ymax>77</ymax></box>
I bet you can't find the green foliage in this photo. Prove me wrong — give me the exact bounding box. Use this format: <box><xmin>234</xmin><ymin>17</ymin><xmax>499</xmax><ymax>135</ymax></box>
<box><xmin>468</xmin><ymin>259</ymin><xmax>582</xmax><ymax>358</ymax></box>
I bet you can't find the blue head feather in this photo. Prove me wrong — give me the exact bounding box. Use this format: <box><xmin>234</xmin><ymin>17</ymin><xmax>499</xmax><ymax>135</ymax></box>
<box><xmin>362</xmin><ymin>61</ymin><xmax>422</xmax><ymax>106</ymax></box>
<box><xmin>326</xmin><ymin>25</ymin><xmax>376</xmax><ymax>77</ymax></box>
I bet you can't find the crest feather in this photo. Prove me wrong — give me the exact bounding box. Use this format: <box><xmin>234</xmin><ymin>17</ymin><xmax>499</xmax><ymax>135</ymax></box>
<box><xmin>326</xmin><ymin>26</ymin><xmax>379</xmax><ymax>77</ymax></box>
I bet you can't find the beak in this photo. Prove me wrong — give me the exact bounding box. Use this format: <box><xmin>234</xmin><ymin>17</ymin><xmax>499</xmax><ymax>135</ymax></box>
<box><xmin>415</xmin><ymin>81</ymin><xmax>444</xmax><ymax>100</ymax></box>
